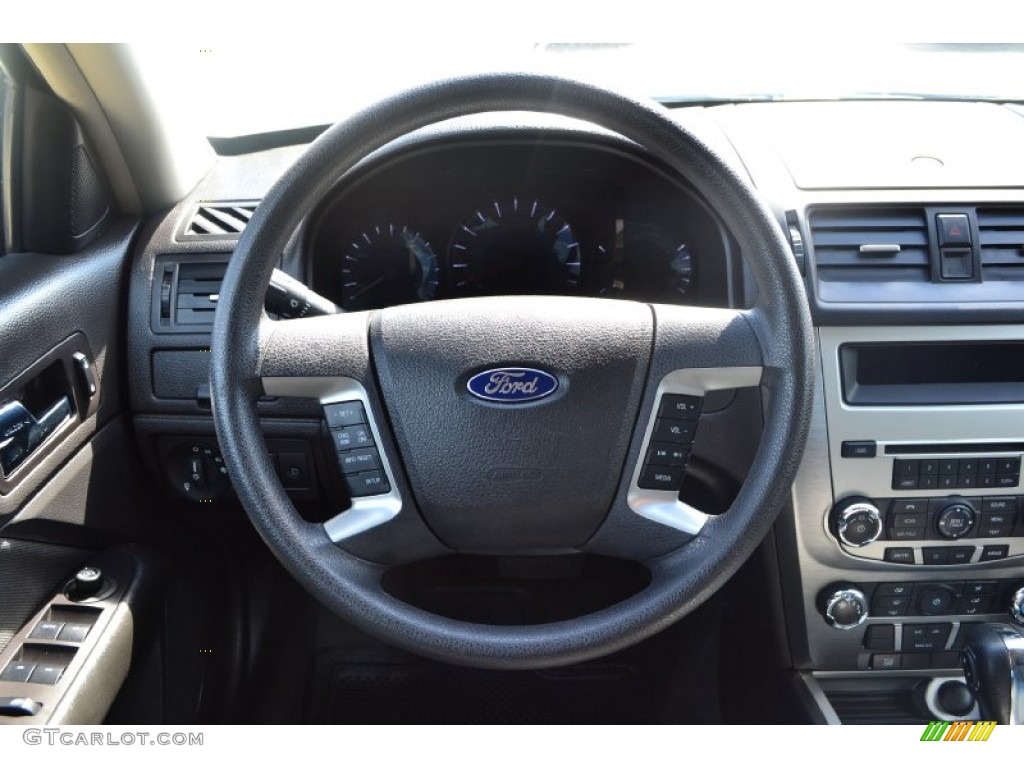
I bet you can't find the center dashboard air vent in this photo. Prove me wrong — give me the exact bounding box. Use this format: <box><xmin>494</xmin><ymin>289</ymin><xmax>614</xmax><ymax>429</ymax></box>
<box><xmin>977</xmin><ymin>207</ymin><xmax>1024</xmax><ymax>281</ymax></box>
<box><xmin>809</xmin><ymin>207</ymin><xmax>930</xmax><ymax>283</ymax></box>
<box><xmin>181</xmin><ymin>202</ymin><xmax>258</xmax><ymax>239</ymax></box>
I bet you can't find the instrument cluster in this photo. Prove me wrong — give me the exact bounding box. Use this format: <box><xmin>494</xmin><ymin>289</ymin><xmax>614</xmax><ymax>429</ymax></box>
<box><xmin>308</xmin><ymin>141</ymin><xmax>733</xmax><ymax>311</ymax></box>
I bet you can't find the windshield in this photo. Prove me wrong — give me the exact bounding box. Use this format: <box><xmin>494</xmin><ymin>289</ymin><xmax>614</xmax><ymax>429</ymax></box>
<box><xmin>130</xmin><ymin>43</ymin><xmax>1024</xmax><ymax>140</ymax></box>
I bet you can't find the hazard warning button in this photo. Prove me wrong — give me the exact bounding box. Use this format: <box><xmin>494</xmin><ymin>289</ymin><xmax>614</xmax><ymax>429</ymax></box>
<box><xmin>936</xmin><ymin>213</ymin><xmax>971</xmax><ymax>247</ymax></box>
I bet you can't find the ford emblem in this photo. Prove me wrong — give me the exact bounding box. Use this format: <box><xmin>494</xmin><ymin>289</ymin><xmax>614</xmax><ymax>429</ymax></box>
<box><xmin>466</xmin><ymin>367</ymin><xmax>559</xmax><ymax>404</ymax></box>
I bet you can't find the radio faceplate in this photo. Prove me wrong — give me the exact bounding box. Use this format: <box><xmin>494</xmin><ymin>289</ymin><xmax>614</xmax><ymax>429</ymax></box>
<box><xmin>820</xmin><ymin>326</ymin><xmax>1024</xmax><ymax>568</ymax></box>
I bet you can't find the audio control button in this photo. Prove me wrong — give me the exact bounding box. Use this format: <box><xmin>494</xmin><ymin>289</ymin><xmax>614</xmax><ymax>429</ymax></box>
<box><xmin>979</xmin><ymin>545</ymin><xmax>1009</xmax><ymax>562</ymax></box>
<box><xmin>883</xmin><ymin>548</ymin><xmax>915</xmax><ymax>565</ymax></box>
<box><xmin>936</xmin><ymin>503</ymin><xmax>976</xmax><ymax>540</ymax></box>
<box><xmin>891</xmin><ymin>499</ymin><xmax>928</xmax><ymax>516</ymax></box>
<box><xmin>948</xmin><ymin>546</ymin><xmax>975</xmax><ymax>565</ymax></box>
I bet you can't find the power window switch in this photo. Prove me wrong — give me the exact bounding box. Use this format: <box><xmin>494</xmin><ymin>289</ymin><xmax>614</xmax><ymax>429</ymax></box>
<box><xmin>57</xmin><ymin>623</ymin><xmax>91</xmax><ymax>643</ymax></box>
<box><xmin>0</xmin><ymin>661</ymin><xmax>37</xmax><ymax>683</ymax></box>
<box><xmin>28</xmin><ymin>621</ymin><xmax>63</xmax><ymax>640</ymax></box>
<box><xmin>27</xmin><ymin>664</ymin><xmax>65</xmax><ymax>686</ymax></box>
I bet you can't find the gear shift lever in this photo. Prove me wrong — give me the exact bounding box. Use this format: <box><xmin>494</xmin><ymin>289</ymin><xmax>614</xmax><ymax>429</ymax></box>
<box><xmin>961</xmin><ymin>623</ymin><xmax>1024</xmax><ymax>724</ymax></box>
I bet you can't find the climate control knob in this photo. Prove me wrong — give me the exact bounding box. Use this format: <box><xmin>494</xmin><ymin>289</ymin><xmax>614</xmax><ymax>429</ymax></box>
<box><xmin>936</xmin><ymin>502</ymin><xmax>976</xmax><ymax>540</ymax></box>
<box><xmin>831</xmin><ymin>497</ymin><xmax>883</xmax><ymax>547</ymax></box>
<box><xmin>1010</xmin><ymin>586</ymin><xmax>1024</xmax><ymax>626</ymax></box>
<box><xmin>821</xmin><ymin>584</ymin><xmax>870</xmax><ymax>630</ymax></box>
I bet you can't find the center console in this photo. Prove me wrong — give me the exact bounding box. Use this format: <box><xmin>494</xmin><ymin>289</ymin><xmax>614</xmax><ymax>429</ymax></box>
<box><xmin>783</xmin><ymin>324</ymin><xmax>1024</xmax><ymax>722</ymax></box>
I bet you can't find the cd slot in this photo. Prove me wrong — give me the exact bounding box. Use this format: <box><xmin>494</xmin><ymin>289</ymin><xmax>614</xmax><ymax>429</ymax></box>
<box><xmin>886</xmin><ymin>443</ymin><xmax>1024</xmax><ymax>455</ymax></box>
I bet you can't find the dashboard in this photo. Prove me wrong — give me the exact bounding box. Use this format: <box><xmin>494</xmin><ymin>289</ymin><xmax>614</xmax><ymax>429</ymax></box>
<box><xmin>124</xmin><ymin>101</ymin><xmax>1024</xmax><ymax>726</ymax></box>
<box><xmin>307</xmin><ymin>142</ymin><xmax>734</xmax><ymax>311</ymax></box>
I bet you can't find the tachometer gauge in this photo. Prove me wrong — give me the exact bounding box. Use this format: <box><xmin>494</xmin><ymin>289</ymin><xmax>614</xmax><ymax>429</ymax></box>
<box><xmin>448</xmin><ymin>198</ymin><xmax>581</xmax><ymax>296</ymax></box>
<box><xmin>340</xmin><ymin>223</ymin><xmax>439</xmax><ymax>311</ymax></box>
<box><xmin>620</xmin><ymin>222</ymin><xmax>694</xmax><ymax>302</ymax></box>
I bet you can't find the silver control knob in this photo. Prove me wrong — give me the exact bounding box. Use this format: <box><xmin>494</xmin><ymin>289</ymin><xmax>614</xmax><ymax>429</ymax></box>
<box><xmin>833</xmin><ymin>498</ymin><xmax>883</xmax><ymax>548</ymax></box>
<box><xmin>824</xmin><ymin>587</ymin><xmax>870</xmax><ymax>630</ymax></box>
<box><xmin>1011</xmin><ymin>587</ymin><xmax>1024</xmax><ymax>626</ymax></box>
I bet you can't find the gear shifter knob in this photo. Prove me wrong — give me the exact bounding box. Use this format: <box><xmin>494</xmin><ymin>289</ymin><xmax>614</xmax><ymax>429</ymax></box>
<box><xmin>961</xmin><ymin>623</ymin><xmax>1024</xmax><ymax>724</ymax></box>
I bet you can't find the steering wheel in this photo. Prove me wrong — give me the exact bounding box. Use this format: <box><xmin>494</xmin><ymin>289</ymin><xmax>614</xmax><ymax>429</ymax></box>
<box><xmin>210</xmin><ymin>73</ymin><xmax>814</xmax><ymax>670</ymax></box>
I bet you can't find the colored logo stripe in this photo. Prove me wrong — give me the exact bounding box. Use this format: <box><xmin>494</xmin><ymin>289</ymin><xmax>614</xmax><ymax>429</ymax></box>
<box><xmin>920</xmin><ymin>721</ymin><xmax>996</xmax><ymax>742</ymax></box>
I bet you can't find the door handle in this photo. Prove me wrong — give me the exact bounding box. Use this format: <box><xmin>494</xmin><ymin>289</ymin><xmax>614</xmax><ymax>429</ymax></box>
<box><xmin>0</xmin><ymin>395</ymin><xmax>72</xmax><ymax>476</ymax></box>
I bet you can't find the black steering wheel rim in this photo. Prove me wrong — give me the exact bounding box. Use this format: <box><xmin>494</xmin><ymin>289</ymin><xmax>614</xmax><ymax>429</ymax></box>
<box><xmin>210</xmin><ymin>73</ymin><xmax>815</xmax><ymax>670</ymax></box>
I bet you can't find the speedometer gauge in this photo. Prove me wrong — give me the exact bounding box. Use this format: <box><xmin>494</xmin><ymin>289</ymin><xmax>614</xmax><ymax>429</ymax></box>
<box><xmin>340</xmin><ymin>223</ymin><xmax>439</xmax><ymax>311</ymax></box>
<box><xmin>448</xmin><ymin>198</ymin><xmax>581</xmax><ymax>296</ymax></box>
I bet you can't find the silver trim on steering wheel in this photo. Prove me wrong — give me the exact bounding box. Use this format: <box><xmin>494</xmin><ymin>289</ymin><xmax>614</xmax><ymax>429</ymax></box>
<box><xmin>261</xmin><ymin>376</ymin><xmax>403</xmax><ymax>543</ymax></box>
<box><xmin>626</xmin><ymin>366</ymin><xmax>763</xmax><ymax>535</ymax></box>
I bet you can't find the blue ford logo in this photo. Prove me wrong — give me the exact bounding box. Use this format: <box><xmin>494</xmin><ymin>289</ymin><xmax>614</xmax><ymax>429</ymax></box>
<box><xmin>467</xmin><ymin>367</ymin><xmax>559</xmax><ymax>403</ymax></box>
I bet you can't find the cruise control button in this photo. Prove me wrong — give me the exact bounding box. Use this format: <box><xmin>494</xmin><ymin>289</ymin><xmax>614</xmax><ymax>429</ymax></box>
<box><xmin>658</xmin><ymin>394</ymin><xmax>702</xmax><ymax>420</ymax></box>
<box><xmin>346</xmin><ymin>470</ymin><xmax>390</xmax><ymax>497</ymax></box>
<box><xmin>338</xmin><ymin>448</ymin><xmax>381</xmax><ymax>474</ymax></box>
<box><xmin>638</xmin><ymin>465</ymin><xmax>683</xmax><ymax>491</ymax></box>
<box><xmin>332</xmin><ymin>425</ymin><xmax>374</xmax><ymax>451</ymax></box>
<box><xmin>646</xmin><ymin>442</ymin><xmax>690</xmax><ymax>467</ymax></box>
<box><xmin>652</xmin><ymin>419</ymin><xmax>696</xmax><ymax>443</ymax></box>
<box><xmin>324</xmin><ymin>402</ymin><xmax>366</xmax><ymax>429</ymax></box>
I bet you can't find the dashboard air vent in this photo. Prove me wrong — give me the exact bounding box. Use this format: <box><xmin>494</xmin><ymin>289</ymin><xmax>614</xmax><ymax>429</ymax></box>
<box><xmin>175</xmin><ymin>262</ymin><xmax>227</xmax><ymax>326</ymax></box>
<box><xmin>810</xmin><ymin>208</ymin><xmax>929</xmax><ymax>282</ymax></box>
<box><xmin>183</xmin><ymin>202</ymin><xmax>257</xmax><ymax>238</ymax></box>
<box><xmin>977</xmin><ymin>207</ymin><xmax>1024</xmax><ymax>281</ymax></box>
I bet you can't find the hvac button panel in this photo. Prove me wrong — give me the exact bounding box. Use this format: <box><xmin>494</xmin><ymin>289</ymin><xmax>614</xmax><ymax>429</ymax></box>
<box><xmin>325</xmin><ymin>401</ymin><xmax>391</xmax><ymax>498</ymax></box>
<box><xmin>637</xmin><ymin>394</ymin><xmax>702</xmax><ymax>492</ymax></box>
